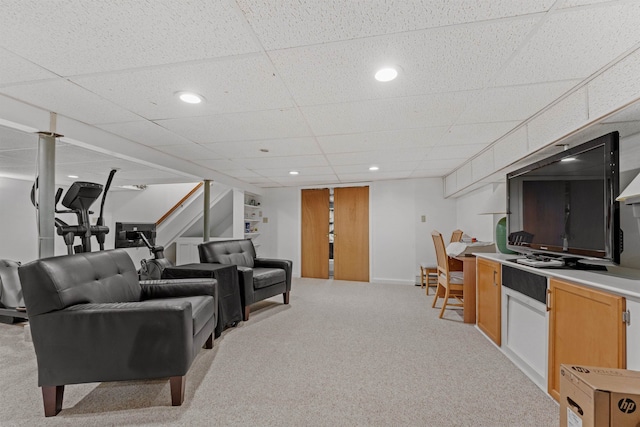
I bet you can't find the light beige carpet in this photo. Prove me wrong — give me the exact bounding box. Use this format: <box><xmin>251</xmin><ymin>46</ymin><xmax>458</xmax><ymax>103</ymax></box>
<box><xmin>0</xmin><ymin>278</ymin><xmax>559</xmax><ymax>426</ymax></box>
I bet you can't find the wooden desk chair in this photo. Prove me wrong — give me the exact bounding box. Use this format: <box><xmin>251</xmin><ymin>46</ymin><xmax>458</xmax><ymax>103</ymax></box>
<box><xmin>420</xmin><ymin>229</ymin><xmax>464</xmax><ymax>295</ymax></box>
<box><xmin>431</xmin><ymin>230</ymin><xmax>464</xmax><ymax>319</ymax></box>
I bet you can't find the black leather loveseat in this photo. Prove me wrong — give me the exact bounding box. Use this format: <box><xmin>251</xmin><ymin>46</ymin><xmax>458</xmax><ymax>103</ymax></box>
<box><xmin>198</xmin><ymin>239</ymin><xmax>292</xmax><ymax>320</ymax></box>
<box><xmin>18</xmin><ymin>249</ymin><xmax>218</xmax><ymax>416</ymax></box>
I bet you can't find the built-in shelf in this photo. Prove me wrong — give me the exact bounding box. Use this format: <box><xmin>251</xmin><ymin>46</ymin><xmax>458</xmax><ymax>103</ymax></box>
<box><xmin>244</xmin><ymin>232</ymin><xmax>260</xmax><ymax>237</ymax></box>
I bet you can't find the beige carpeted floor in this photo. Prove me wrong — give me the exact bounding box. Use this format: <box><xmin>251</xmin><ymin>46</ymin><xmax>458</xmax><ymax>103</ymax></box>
<box><xmin>0</xmin><ymin>277</ymin><xmax>559</xmax><ymax>426</ymax></box>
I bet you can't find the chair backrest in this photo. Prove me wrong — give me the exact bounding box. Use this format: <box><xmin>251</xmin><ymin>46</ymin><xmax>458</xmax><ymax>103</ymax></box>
<box><xmin>431</xmin><ymin>230</ymin><xmax>450</xmax><ymax>278</ymax></box>
<box><xmin>198</xmin><ymin>239</ymin><xmax>256</xmax><ymax>268</ymax></box>
<box><xmin>450</xmin><ymin>229</ymin><xmax>463</xmax><ymax>243</ymax></box>
<box><xmin>18</xmin><ymin>249</ymin><xmax>141</xmax><ymax>316</ymax></box>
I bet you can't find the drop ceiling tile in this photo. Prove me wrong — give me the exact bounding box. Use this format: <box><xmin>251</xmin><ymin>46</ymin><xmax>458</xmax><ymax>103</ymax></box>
<box><xmin>0</xmin><ymin>126</ymin><xmax>39</xmax><ymax>151</ymax></box>
<box><xmin>192</xmin><ymin>159</ymin><xmax>245</xmax><ymax>171</ymax></box>
<box><xmin>494</xmin><ymin>127</ymin><xmax>529</xmax><ymax>170</ymax></box>
<box><xmin>74</xmin><ymin>55</ymin><xmax>294</xmax><ymax>120</ymax></box>
<box><xmin>0</xmin><ymin>79</ymin><xmax>141</xmax><ymax>125</ymax></box>
<box><xmin>239</xmin><ymin>155</ymin><xmax>329</xmax><ymax>170</ymax></box>
<box><xmin>603</xmin><ymin>102</ymin><xmax>640</xmax><ymax>124</ymax></box>
<box><xmin>97</xmin><ymin>121</ymin><xmax>193</xmax><ymax>147</ymax></box>
<box><xmin>459</xmin><ymin>80</ymin><xmax>580</xmax><ymax>123</ymax></box>
<box><xmin>219</xmin><ymin>169</ymin><xmax>263</xmax><ymax>179</ymax></box>
<box><xmin>527</xmin><ymin>88</ymin><xmax>588</xmax><ymax>151</ymax></box>
<box><xmin>0</xmin><ymin>154</ymin><xmax>33</xmax><ymax>169</ymax></box>
<box><xmin>317</xmin><ymin>128</ymin><xmax>446</xmax><ymax>154</ymax></box>
<box><xmin>337</xmin><ymin>171</ymin><xmax>411</xmax><ymax>181</ymax></box>
<box><xmin>272</xmin><ymin>175</ymin><xmax>341</xmax><ymax>186</ymax></box>
<box><xmin>252</xmin><ymin>166</ymin><xmax>335</xmax><ymax>178</ymax></box>
<box><xmin>0</xmin><ymin>1</ymin><xmax>259</xmax><ymax>75</ymax></box>
<box><xmin>157</xmin><ymin>108</ymin><xmax>311</xmax><ymax>143</ymax></box>
<box><xmin>246</xmin><ymin>177</ymin><xmax>280</xmax><ymax>186</ymax></box>
<box><xmin>205</xmin><ymin>137</ymin><xmax>321</xmax><ymax>159</ymax></box>
<box><xmin>269</xmin><ymin>17</ymin><xmax>538</xmax><ymax>106</ymax></box>
<box><xmin>326</xmin><ymin>148</ymin><xmax>430</xmax><ymax>166</ymax></box>
<box><xmin>333</xmin><ymin>162</ymin><xmax>420</xmax><ymax>175</ymax></box>
<box><xmin>498</xmin><ymin>3</ymin><xmax>640</xmax><ymax>85</ymax></box>
<box><xmin>427</xmin><ymin>143</ymin><xmax>488</xmax><ymax>160</ymax></box>
<box><xmin>559</xmin><ymin>0</ymin><xmax>612</xmax><ymax>8</ymax></box>
<box><xmin>239</xmin><ymin>0</ymin><xmax>553</xmax><ymax>50</ymax></box>
<box><xmin>439</xmin><ymin>122</ymin><xmax>520</xmax><ymax>146</ymax></box>
<box><xmin>410</xmin><ymin>168</ymin><xmax>456</xmax><ymax>178</ymax></box>
<box><xmin>154</xmin><ymin>144</ymin><xmax>222</xmax><ymax>161</ymax></box>
<box><xmin>588</xmin><ymin>51</ymin><xmax>640</xmax><ymax>121</ymax></box>
<box><xmin>302</xmin><ymin>92</ymin><xmax>471</xmax><ymax>135</ymax></box>
<box><xmin>0</xmin><ymin>48</ymin><xmax>57</xmax><ymax>86</ymax></box>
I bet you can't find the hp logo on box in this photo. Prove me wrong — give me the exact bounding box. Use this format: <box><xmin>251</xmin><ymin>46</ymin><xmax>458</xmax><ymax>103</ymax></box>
<box><xmin>618</xmin><ymin>398</ymin><xmax>636</xmax><ymax>414</ymax></box>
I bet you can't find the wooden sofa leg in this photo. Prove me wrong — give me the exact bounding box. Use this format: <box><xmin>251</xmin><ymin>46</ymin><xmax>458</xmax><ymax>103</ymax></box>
<box><xmin>243</xmin><ymin>306</ymin><xmax>250</xmax><ymax>321</ymax></box>
<box><xmin>283</xmin><ymin>291</ymin><xmax>290</xmax><ymax>304</ymax></box>
<box><xmin>204</xmin><ymin>333</ymin><xmax>213</xmax><ymax>349</ymax></box>
<box><xmin>170</xmin><ymin>376</ymin><xmax>185</xmax><ymax>406</ymax></box>
<box><xmin>42</xmin><ymin>385</ymin><xmax>64</xmax><ymax>417</ymax></box>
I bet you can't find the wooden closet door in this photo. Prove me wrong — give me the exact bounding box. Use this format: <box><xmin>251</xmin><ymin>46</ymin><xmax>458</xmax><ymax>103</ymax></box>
<box><xmin>301</xmin><ymin>189</ymin><xmax>330</xmax><ymax>279</ymax></box>
<box><xmin>334</xmin><ymin>186</ymin><xmax>369</xmax><ymax>282</ymax></box>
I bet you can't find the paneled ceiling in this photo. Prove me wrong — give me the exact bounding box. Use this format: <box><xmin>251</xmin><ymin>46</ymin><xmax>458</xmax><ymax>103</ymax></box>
<box><xmin>1</xmin><ymin>0</ymin><xmax>640</xmax><ymax>190</ymax></box>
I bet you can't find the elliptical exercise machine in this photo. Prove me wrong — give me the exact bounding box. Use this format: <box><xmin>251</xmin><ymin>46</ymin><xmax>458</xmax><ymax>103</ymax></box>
<box><xmin>31</xmin><ymin>169</ymin><xmax>117</xmax><ymax>254</ymax></box>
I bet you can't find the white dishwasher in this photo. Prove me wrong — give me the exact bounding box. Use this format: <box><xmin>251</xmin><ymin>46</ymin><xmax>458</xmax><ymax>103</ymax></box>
<box><xmin>501</xmin><ymin>264</ymin><xmax>548</xmax><ymax>392</ymax></box>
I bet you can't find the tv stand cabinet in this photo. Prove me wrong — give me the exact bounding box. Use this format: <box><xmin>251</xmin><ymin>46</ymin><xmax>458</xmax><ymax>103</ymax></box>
<box><xmin>475</xmin><ymin>253</ymin><xmax>640</xmax><ymax>402</ymax></box>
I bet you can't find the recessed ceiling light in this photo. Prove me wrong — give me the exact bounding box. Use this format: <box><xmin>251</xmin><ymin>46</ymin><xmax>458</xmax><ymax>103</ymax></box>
<box><xmin>67</xmin><ymin>175</ymin><xmax>79</xmax><ymax>179</ymax></box>
<box><xmin>375</xmin><ymin>67</ymin><xmax>398</xmax><ymax>82</ymax></box>
<box><xmin>176</xmin><ymin>91</ymin><xmax>205</xmax><ymax>104</ymax></box>
<box><xmin>561</xmin><ymin>157</ymin><xmax>576</xmax><ymax>162</ymax></box>
<box><xmin>369</xmin><ymin>166</ymin><xmax>379</xmax><ymax>171</ymax></box>
<box><xmin>289</xmin><ymin>171</ymin><xmax>299</xmax><ymax>175</ymax></box>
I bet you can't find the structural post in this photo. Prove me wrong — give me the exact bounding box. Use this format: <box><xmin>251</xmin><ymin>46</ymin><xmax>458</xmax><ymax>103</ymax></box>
<box><xmin>36</xmin><ymin>132</ymin><xmax>58</xmax><ymax>259</ymax></box>
<box><xmin>203</xmin><ymin>180</ymin><xmax>211</xmax><ymax>242</ymax></box>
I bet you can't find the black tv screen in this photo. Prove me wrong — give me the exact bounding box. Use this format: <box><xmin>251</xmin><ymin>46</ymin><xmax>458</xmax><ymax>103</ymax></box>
<box><xmin>506</xmin><ymin>132</ymin><xmax>620</xmax><ymax>264</ymax></box>
<box><xmin>115</xmin><ymin>222</ymin><xmax>156</xmax><ymax>249</ymax></box>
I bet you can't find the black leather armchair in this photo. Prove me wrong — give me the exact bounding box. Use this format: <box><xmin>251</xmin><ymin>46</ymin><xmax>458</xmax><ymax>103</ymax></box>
<box><xmin>18</xmin><ymin>249</ymin><xmax>218</xmax><ymax>417</ymax></box>
<box><xmin>198</xmin><ymin>239</ymin><xmax>292</xmax><ymax>321</ymax></box>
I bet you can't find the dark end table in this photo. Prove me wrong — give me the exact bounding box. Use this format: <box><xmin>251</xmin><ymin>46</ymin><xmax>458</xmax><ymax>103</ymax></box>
<box><xmin>163</xmin><ymin>263</ymin><xmax>242</xmax><ymax>338</ymax></box>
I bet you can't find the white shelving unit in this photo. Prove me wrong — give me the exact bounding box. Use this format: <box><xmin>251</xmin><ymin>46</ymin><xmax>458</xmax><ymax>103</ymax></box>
<box><xmin>244</xmin><ymin>193</ymin><xmax>262</xmax><ymax>252</ymax></box>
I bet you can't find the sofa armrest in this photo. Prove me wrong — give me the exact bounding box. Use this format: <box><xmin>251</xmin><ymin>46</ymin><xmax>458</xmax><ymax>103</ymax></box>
<box><xmin>140</xmin><ymin>278</ymin><xmax>217</xmax><ymax>300</ymax></box>
<box><xmin>236</xmin><ymin>266</ymin><xmax>254</xmax><ymax>306</ymax></box>
<box><xmin>29</xmin><ymin>299</ymin><xmax>204</xmax><ymax>386</ymax></box>
<box><xmin>255</xmin><ymin>258</ymin><xmax>292</xmax><ymax>290</ymax></box>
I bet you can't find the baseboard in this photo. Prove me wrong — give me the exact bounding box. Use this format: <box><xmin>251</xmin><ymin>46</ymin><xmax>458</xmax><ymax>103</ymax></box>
<box><xmin>371</xmin><ymin>278</ymin><xmax>415</xmax><ymax>285</ymax></box>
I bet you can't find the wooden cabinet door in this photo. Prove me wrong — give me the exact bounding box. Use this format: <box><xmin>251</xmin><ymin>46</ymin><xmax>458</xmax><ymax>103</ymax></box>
<box><xmin>333</xmin><ymin>186</ymin><xmax>369</xmax><ymax>282</ymax></box>
<box><xmin>301</xmin><ymin>189</ymin><xmax>330</xmax><ymax>279</ymax></box>
<box><xmin>548</xmin><ymin>278</ymin><xmax>626</xmax><ymax>401</ymax></box>
<box><xmin>477</xmin><ymin>258</ymin><xmax>501</xmax><ymax>345</ymax></box>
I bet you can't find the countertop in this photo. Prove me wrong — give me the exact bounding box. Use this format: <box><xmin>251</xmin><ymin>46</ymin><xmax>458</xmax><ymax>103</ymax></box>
<box><xmin>475</xmin><ymin>252</ymin><xmax>640</xmax><ymax>300</ymax></box>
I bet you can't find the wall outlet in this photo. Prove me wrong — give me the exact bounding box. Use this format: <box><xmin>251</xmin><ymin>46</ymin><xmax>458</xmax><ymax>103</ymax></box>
<box><xmin>263</xmin><ymin>217</ymin><xmax>268</xmax><ymax>223</ymax></box>
<box><xmin>421</xmin><ymin>215</ymin><xmax>426</xmax><ymax>222</ymax></box>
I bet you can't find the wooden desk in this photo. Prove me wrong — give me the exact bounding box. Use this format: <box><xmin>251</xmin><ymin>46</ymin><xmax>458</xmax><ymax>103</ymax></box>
<box><xmin>453</xmin><ymin>256</ymin><xmax>477</xmax><ymax>324</ymax></box>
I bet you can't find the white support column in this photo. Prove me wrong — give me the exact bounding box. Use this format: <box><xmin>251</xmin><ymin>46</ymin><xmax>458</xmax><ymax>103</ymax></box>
<box><xmin>203</xmin><ymin>180</ymin><xmax>211</xmax><ymax>242</ymax></box>
<box><xmin>36</xmin><ymin>132</ymin><xmax>58</xmax><ymax>259</ymax></box>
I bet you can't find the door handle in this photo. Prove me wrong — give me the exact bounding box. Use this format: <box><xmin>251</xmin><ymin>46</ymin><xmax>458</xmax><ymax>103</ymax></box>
<box><xmin>546</xmin><ymin>289</ymin><xmax>552</xmax><ymax>312</ymax></box>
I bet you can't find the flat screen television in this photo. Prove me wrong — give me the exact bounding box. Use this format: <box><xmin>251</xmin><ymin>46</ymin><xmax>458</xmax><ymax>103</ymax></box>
<box><xmin>506</xmin><ymin>131</ymin><xmax>620</xmax><ymax>264</ymax></box>
<box><xmin>114</xmin><ymin>222</ymin><xmax>156</xmax><ymax>249</ymax></box>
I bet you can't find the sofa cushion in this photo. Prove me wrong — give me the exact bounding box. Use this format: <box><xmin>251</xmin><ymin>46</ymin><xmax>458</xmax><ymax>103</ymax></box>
<box><xmin>252</xmin><ymin>267</ymin><xmax>286</xmax><ymax>290</ymax></box>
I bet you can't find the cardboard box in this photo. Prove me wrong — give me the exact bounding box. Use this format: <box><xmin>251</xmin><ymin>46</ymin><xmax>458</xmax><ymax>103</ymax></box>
<box><xmin>560</xmin><ymin>364</ymin><xmax>640</xmax><ymax>427</ymax></box>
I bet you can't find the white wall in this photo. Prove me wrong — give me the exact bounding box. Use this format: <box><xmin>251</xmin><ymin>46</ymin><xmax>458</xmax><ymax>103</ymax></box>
<box><xmin>455</xmin><ymin>185</ymin><xmax>496</xmax><ymax>243</ymax></box>
<box><xmin>0</xmin><ymin>178</ymin><xmax>38</xmax><ymax>262</ymax></box>
<box><xmin>262</xmin><ymin>178</ymin><xmax>459</xmax><ymax>284</ymax></box>
<box><xmin>106</xmin><ymin>182</ymin><xmax>201</xmax><ymax>266</ymax></box>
